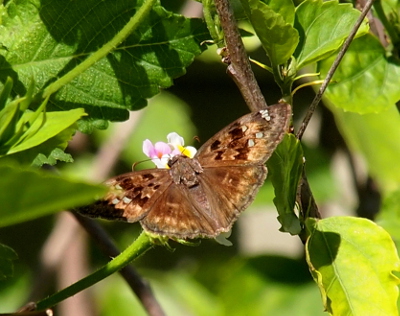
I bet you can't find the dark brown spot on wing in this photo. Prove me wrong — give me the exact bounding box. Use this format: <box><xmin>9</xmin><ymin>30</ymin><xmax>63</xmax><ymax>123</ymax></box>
<box><xmin>215</xmin><ymin>151</ymin><xmax>223</xmax><ymax>160</ymax></box>
<box><xmin>116</xmin><ymin>177</ymin><xmax>135</xmax><ymax>190</ymax></box>
<box><xmin>233</xmin><ymin>145</ymin><xmax>250</xmax><ymax>160</ymax></box>
<box><xmin>143</xmin><ymin>174</ymin><xmax>155</xmax><ymax>181</ymax></box>
<box><xmin>211</xmin><ymin>140</ymin><xmax>221</xmax><ymax>150</ymax></box>
<box><xmin>195</xmin><ymin>103</ymin><xmax>291</xmax><ymax>167</ymax></box>
<box><xmin>228</xmin><ymin>124</ymin><xmax>244</xmax><ymax>139</ymax></box>
<box><xmin>77</xmin><ymin>201</ymin><xmax>127</xmax><ymax>221</ymax></box>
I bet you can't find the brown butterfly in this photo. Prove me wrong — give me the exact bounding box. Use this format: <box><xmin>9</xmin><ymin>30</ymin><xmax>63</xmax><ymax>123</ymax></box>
<box><xmin>79</xmin><ymin>103</ymin><xmax>291</xmax><ymax>239</ymax></box>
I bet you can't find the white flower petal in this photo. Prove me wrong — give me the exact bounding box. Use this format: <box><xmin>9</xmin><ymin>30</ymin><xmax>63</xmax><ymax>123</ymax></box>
<box><xmin>167</xmin><ymin>132</ymin><xmax>184</xmax><ymax>146</ymax></box>
<box><xmin>152</xmin><ymin>154</ymin><xmax>170</xmax><ymax>169</ymax></box>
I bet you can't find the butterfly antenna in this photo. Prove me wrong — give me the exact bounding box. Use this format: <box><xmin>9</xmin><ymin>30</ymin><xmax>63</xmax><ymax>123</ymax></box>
<box><xmin>131</xmin><ymin>159</ymin><xmax>154</xmax><ymax>171</ymax></box>
<box><xmin>193</xmin><ymin>135</ymin><xmax>201</xmax><ymax>144</ymax></box>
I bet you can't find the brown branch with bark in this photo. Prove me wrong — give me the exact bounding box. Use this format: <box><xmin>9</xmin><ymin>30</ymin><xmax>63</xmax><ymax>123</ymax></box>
<box><xmin>214</xmin><ymin>0</ymin><xmax>321</xmax><ymax>236</ymax></box>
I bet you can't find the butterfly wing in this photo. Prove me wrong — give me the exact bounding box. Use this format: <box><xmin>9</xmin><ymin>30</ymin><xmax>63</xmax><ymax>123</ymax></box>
<box><xmin>196</xmin><ymin>164</ymin><xmax>267</xmax><ymax>231</ymax></box>
<box><xmin>78</xmin><ymin>169</ymin><xmax>171</xmax><ymax>222</ymax></box>
<box><xmin>195</xmin><ymin>103</ymin><xmax>291</xmax><ymax>167</ymax></box>
<box><xmin>79</xmin><ymin>103</ymin><xmax>291</xmax><ymax>239</ymax></box>
<box><xmin>140</xmin><ymin>181</ymin><xmax>222</xmax><ymax>238</ymax></box>
<box><xmin>141</xmin><ymin>164</ymin><xmax>267</xmax><ymax>239</ymax></box>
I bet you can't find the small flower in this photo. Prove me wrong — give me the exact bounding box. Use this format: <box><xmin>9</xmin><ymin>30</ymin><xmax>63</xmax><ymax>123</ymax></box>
<box><xmin>143</xmin><ymin>132</ymin><xmax>197</xmax><ymax>168</ymax></box>
<box><xmin>167</xmin><ymin>132</ymin><xmax>197</xmax><ymax>158</ymax></box>
<box><xmin>142</xmin><ymin>139</ymin><xmax>172</xmax><ymax>169</ymax></box>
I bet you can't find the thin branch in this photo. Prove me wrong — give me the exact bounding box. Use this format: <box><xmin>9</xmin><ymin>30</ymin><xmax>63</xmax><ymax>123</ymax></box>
<box><xmin>214</xmin><ymin>0</ymin><xmax>321</xmax><ymax>226</ymax></box>
<box><xmin>32</xmin><ymin>110</ymin><xmax>165</xmax><ymax>315</ymax></box>
<box><xmin>35</xmin><ymin>232</ymin><xmax>153</xmax><ymax>311</ymax></box>
<box><xmin>296</xmin><ymin>0</ymin><xmax>374</xmax><ymax>140</ymax></box>
<box><xmin>73</xmin><ymin>213</ymin><xmax>166</xmax><ymax>316</ymax></box>
<box><xmin>214</xmin><ymin>0</ymin><xmax>268</xmax><ymax>111</ymax></box>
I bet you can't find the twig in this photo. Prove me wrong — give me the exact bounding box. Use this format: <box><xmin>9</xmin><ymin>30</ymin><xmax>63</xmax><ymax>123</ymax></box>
<box><xmin>214</xmin><ymin>0</ymin><xmax>321</xmax><ymax>229</ymax></box>
<box><xmin>294</xmin><ymin>0</ymin><xmax>374</xmax><ymax>226</ymax></box>
<box><xmin>296</xmin><ymin>0</ymin><xmax>374</xmax><ymax>140</ymax></box>
<box><xmin>214</xmin><ymin>0</ymin><xmax>268</xmax><ymax>111</ymax></box>
<box><xmin>31</xmin><ymin>111</ymin><xmax>164</xmax><ymax>315</ymax></box>
<box><xmin>35</xmin><ymin>232</ymin><xmax>153</xmax><ymax>311</ymax></box>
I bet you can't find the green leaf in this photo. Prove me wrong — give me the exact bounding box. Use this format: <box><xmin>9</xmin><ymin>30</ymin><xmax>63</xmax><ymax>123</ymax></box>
<box><xmin>262</xmin><ymin>0</ymin><xmax>296</xmax><ymax>25</ymax></box>
<box><xmin>320</xmin><ymin>34</ymin><xmax>400</xmax><ymax>114</ymax></box>
<box><xmin>32</xmin><ymin>148</ymin><xmax>74</xmax><ymax>167</ymax></box>
<box><xmin>0</xmin><ymin>77</ymin><xmax>13</xmax><ymax>111</ymax></box>
<box><xmin>0</xmin><ymin>163</ymin><xmax>107</xmax><ymax>227</ymax></box>
<box><xmin>306</xmin><ymin>217</ymin><xmax>400</xmax><ymax>316</ymax></box>
<box><xmin>241</xmin><ymin>0</ymin><xmax>299</xmax><ymax>66</ymax></box>
<box><xmin>0</xmin><ymin>79</ymin><xmax>36</xmax><ymax>151</ymax></box>
<box><xmin>329</xmin><ymin>105</ymin><xmax>400</xmax><ymax>192</ymax></box>
<box><xmin>294</xmin><ymin>0</ymin><xmax>369</xmax><ymax>69</ymax></box>
<box><xmin>7</xmin><ymin>108</ymin><xmax>86</xmax><ymax>154</ymax></box>
<box><xmin>267</xmin><ymin>134</ymin><xmax>303</xmax><ymax>235</ymax></box>
<box><xmin>0</xmin><ymin>243</ymin><xmax>18</xmax><ymax>280</ymax></box>
<box><xmin>0</xmin><ymin>98</ymin><xmax>21</xmax><ymax>150</ymax></box>
<box><xmin>0</xmin><ymin>0</ymin><xmax>209</xmax><ymax>126</ymax></box>
<box><xmin>2</xmin><ymin>121</ymin><xmax>78</xmax><ymax>166</ymax></box>
<box><xmin>376</xmin><ymin>189</ymin><xmax>400</xmax><ymax>242</ymax></box>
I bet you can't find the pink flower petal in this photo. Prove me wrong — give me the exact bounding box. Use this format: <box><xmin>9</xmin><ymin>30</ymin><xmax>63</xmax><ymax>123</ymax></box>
<box><xmin>171</xmin><ymin>148</ymin><xmax>181</xmax><ymax>156</ymax></box>
<box><xmin>154</xmin><ymin>142</ymin><xmax>172</xmax><ymax>157</ymax></box>
<box><xmin>142</xmin><ymin>139</ymin><xmax>156</xmax><ymax>158</ymax></box>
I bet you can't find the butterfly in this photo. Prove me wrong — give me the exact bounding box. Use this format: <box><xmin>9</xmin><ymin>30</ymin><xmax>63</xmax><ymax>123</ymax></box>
<box><xmin>79</xmin><ymin>103</ymin><xmax>291</xmax><ymax>239</ymax></box>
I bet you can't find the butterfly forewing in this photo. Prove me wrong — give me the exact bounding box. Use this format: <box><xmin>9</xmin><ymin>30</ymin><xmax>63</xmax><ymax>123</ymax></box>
<box><xmin>196</xmin><ymin>103</ymin><xmax>291</xmax><ymax>167</ymax></box>
<box><xmin>196</xmin><ymin>165</ymin><xmax>267</xmax><ymax>232</ymax></box>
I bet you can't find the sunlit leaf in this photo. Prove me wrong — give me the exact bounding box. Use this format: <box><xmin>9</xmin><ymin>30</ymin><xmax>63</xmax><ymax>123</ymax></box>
<box><xmin>7</xmin><ymin>108</ymin><xmax>86</xmax><ymax>154</ymax></box>
<box><xmin>241</xmin><ymin>0</ymin><xmax>299</xmax><ymax>66</ymax></box>
<box><xmin>306</xmin><ymin>217</ymin><xmax>400</xmax><ymax>316</ymax></box>
<box><xmin>320</xmin><ymin>34</ymin><xmax>400</xmax><ymax>114</ymax></box>
<box><xmin>294</xmin><ymin>0</ymin><xmax>369</xmax><ymax>68</ymax></box>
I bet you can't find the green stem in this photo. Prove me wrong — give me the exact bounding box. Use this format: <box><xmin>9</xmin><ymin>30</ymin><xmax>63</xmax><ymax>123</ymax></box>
<box><xmin>203</xmin><ymin>0</ymin><xmax>223</xmax><ymax>47</ymax></box>
<box><xmin>42</xmin><ymin>0</ymin><xmax>157</xmax><ymax>99</ymax></box>
<box><xmin>35</xmin><ymin>231</ymin><xmax>154</xmax><ymax>310</ymax></box>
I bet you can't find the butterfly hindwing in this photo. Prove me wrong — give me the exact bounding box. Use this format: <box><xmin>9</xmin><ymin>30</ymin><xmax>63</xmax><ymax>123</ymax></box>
<box><xmin>140</xmin><ymin>183</ymin><xmax>218</xmax><ymax>238</ymax></box>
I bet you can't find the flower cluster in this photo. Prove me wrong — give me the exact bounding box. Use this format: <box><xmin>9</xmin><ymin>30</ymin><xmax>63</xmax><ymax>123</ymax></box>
<box><xmin>142</xmin><ymin>132</ymin><xmax>197</xmax><ymax>168</ymax></box>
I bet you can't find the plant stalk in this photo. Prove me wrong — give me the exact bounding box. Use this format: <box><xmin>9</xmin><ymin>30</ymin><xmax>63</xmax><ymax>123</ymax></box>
<box><xmin>35</xmin><ymin>231</ymin><xmax>154</xmax><ymax>310</ymax></box>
